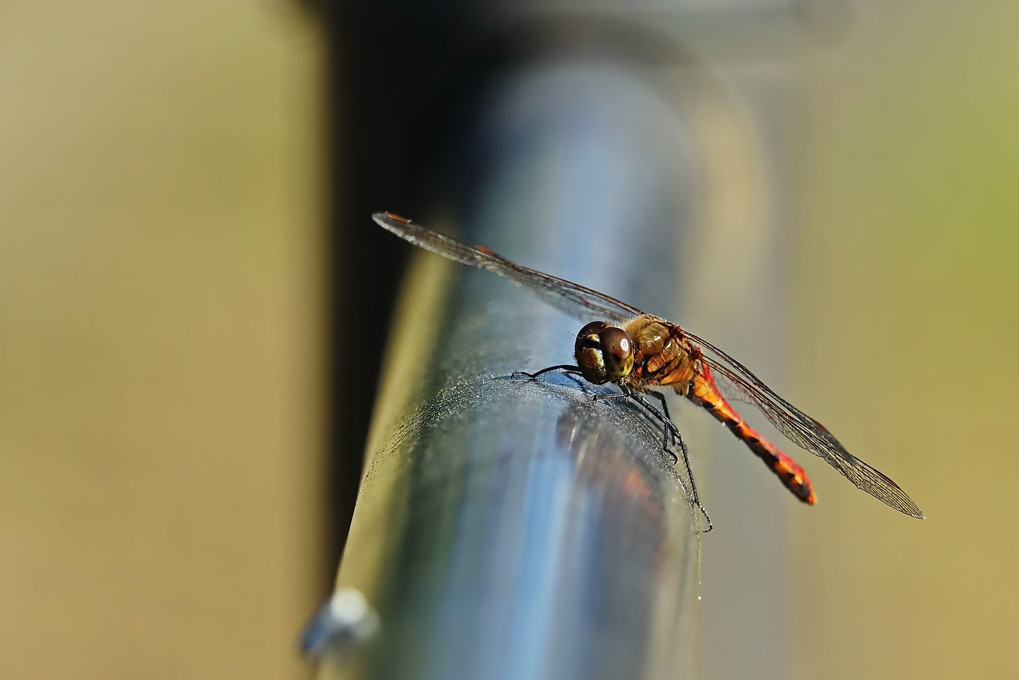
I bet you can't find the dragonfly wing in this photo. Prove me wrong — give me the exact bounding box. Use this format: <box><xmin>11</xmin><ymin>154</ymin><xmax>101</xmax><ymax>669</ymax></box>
<box><xmin>684</xmin><ymin>329</ymin><xmax>925</xmax><ymax>519</ymax></box>
<box><xmin>374</xmin><ymin>212</ymin><xmax>643</xmax><ymax>325</ymax></box>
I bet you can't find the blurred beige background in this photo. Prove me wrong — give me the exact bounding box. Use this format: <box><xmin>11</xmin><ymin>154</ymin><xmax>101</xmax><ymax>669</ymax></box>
<box><xmin>791</xmin><ymin>2</ymin><xmax>1019</xmax><ymax>679</ymax></box>
<box><xmin>2</xmin><ymin>1</ymin><xmax>1018</xmax><ymax>680</ymax></box>
<box><xmin>0</xmin><ymin>2</ymin><xmax>326</xmax><ymax>679</ymax></box>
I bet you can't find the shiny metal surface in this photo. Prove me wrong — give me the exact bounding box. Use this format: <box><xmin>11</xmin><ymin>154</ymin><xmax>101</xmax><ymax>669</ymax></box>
<box><xmin>315</xmin><ymin>59</ymin><xmax>703</xmax><ymax>680</ymax></box>
<box><xmin>341</xmin><ymin>383</ymin><xmax>698</xmax><ymax>678</ymax></box>
<box><xmin>315</xmin><ymin>197</ymin><xmax>704</xmax><ymax>677</ymax></box>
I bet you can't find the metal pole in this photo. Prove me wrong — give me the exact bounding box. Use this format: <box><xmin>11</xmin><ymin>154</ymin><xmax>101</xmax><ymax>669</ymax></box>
<box><xmin>310</xmin><ymin>58</ymin><xmax>702</xmax><ymax>680</ymax></box>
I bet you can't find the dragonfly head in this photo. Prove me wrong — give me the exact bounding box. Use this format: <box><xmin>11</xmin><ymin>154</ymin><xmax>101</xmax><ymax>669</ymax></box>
<box><xmin>574</xmin><ymin>321</ymin><xmax>635</xmax><ymax>385</ymax></box>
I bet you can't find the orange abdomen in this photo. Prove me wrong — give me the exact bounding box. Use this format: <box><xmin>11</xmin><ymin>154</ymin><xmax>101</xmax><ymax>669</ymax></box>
<box><xmin>688</xmin><ymin>371</ymin><xmax>817</xmax><ymax>505</ymax></box>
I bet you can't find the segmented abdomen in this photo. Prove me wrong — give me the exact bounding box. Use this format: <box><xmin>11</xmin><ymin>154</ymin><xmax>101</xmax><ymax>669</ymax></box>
<box><xmin>688</xmin><ymin>369</ymin><xmax>817</xmax><ymax>505</ymax></box>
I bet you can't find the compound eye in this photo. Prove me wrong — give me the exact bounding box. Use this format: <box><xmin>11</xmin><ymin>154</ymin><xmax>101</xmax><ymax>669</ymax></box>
<box><xmin>575</xmin><ymin>321</ymin><xmax>610</xmax><ymax>385</ymax></box>
<box><xmin>573</xmin><ymin>321</ymin><xmax>634</xmax><ymax>385</ymax></box>
<box><xmin>598</xmin><ymin>326</ymin><xmax>635</xmax><ymax>381</ymax></box>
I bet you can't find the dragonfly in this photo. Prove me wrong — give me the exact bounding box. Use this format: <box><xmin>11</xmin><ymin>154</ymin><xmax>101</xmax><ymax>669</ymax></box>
<box><xmin>373</xmin><ymin>211</ymin><xmax>925</xmax><ymax>526</ymax></box>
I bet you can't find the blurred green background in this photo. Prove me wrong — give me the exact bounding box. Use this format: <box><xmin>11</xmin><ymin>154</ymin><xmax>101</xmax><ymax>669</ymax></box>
<box><xmin>1</xmin><ymin>1</ymin><xmax>1017</xmax><ymax>679</ymax></box>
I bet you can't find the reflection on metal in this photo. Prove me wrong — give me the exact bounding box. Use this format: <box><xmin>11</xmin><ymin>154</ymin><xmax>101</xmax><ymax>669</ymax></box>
<box><xmin>301</xmin><ymin>587</ymin><xmax>380</xmax><ymax>662</ymax></box>
<box><xmin>318</xmin><ymin>362</ymin><xmax>699</xmax><ymax>680</ymax></box>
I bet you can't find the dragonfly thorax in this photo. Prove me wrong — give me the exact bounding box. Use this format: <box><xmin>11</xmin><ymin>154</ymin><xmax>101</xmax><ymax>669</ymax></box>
<box><xmin>623</xmin><ymin>316</ymin><xmax>699</xmax><ymax>393</ymax></box>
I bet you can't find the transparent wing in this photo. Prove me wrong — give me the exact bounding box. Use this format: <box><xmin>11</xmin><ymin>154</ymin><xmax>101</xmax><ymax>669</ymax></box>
<box><xmin>684</xmin><ymin>329</ymin><xmax>925</xmax><ymax>519</ymax></box>
<box><xmin>375</xmin><ymin>212</ymin><xmax>923</xmax><ymax>519</ymax></box>
<box><xmin>373</xmin><ymin>212</ymin><xmax>643</xmax><ymax>325</ymax></box>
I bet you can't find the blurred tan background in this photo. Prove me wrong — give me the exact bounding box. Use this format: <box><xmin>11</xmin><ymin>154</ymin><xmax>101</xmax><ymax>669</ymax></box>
<box><xmin>2</xmin><ymin>1</ymin><xmax>1018</xmax><ymax>679</ymax></box>
<box><xmin>0</xmin><ymin>2</ymin><xmax>326</xmax><ymax>679</ymax></box>
<box><xmin>791</xmin><ymin>2</ymin><xmax>1019</xmax><ymax>679</ymax></box>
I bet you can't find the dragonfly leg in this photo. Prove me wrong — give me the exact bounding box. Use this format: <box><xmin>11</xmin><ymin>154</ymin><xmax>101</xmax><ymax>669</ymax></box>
<box><xmin>595</xmin><ymin>391</ymin><xmax>678</xmax><ymax>458</ymax></box>
<box><xmin>619</xmin><ymin>387</ymin><xmax>713</xmax><ymax>533</ymax></box>
<box><xmin>643</xmin><ymin>391</ymin><xmax>683</xmax><ymax>452</ymax></box>
<box><xmin>516</xmin><ymin>364</ymin><xmax>582</xmax><ymax>379</ymax></box>
<box><xmin>513</xmin><ymin>364</ymin><xmax>587</xmax><ymax>389</ymax></box>
<box><xmin>521</xmin><ymin>370</ymin><xmax>714</xmax><ymax>531</ymax></box>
